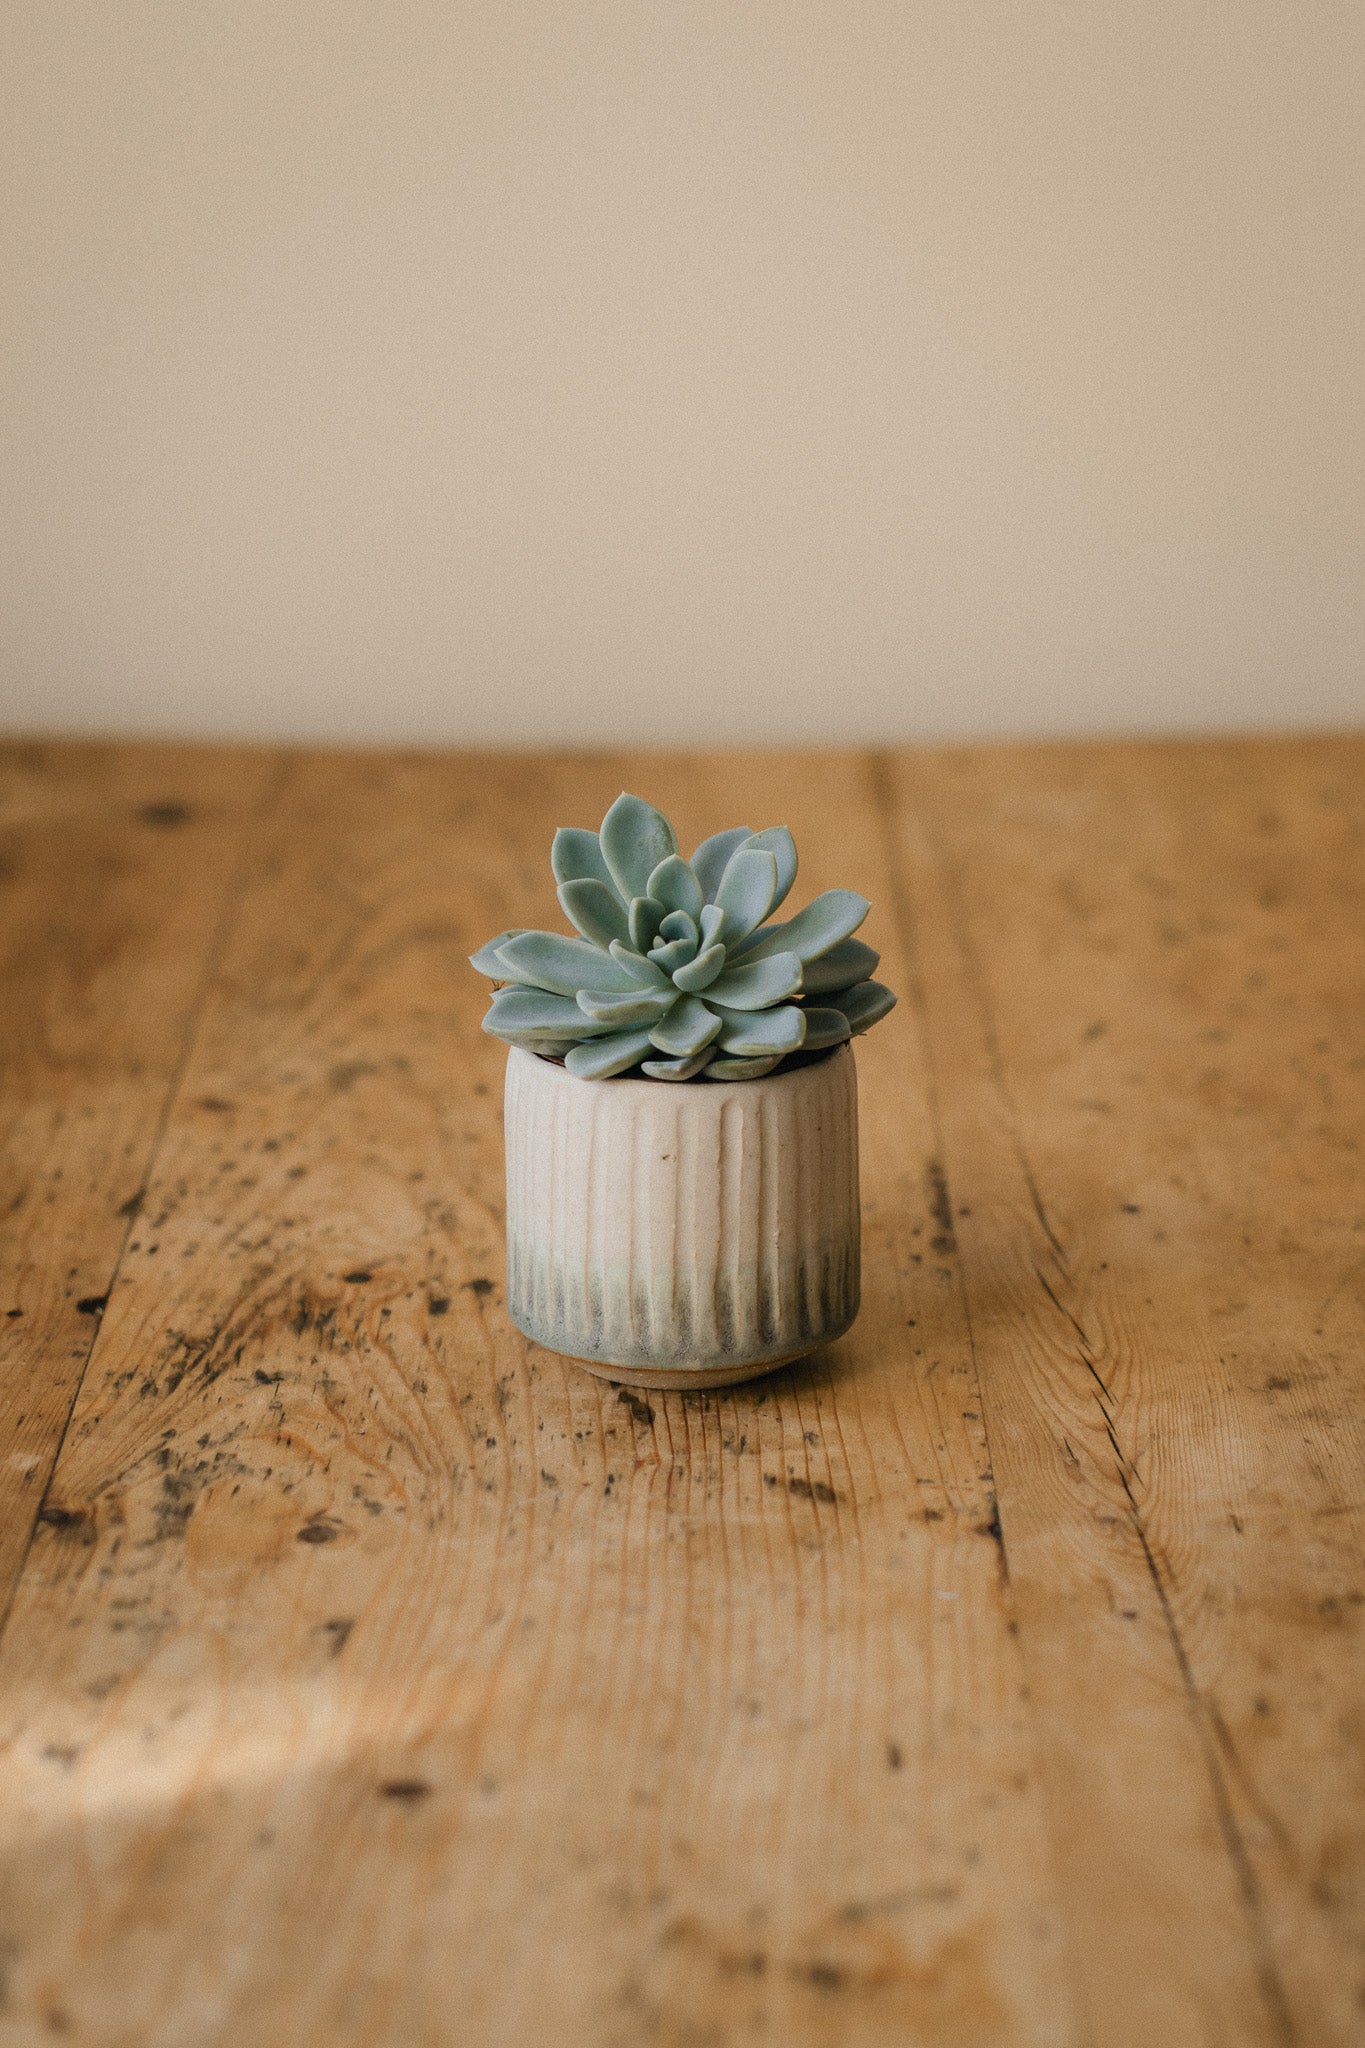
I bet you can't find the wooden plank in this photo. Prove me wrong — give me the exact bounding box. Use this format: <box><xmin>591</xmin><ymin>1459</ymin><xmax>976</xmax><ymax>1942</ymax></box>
<box><xmin>0</xmin><ymin>748</ymin><xmax>1075</xmax><ymax>2046</ymax></box>
<box><xmin>885</xmin><ymin>737</ymin><xmax>1365</xmax><ymax>2048</ymax></box>
<box><xmin>0</xmin><ymin>741</ymin><xmax>279</xmax><ymax>1619</ymax></box>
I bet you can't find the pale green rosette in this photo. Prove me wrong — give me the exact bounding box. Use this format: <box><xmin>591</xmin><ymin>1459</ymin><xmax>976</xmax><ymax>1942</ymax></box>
<box><xmin>471</xmin><ymin>793</ymin><xmax>895</xmax><ymax>1080</ymax></box>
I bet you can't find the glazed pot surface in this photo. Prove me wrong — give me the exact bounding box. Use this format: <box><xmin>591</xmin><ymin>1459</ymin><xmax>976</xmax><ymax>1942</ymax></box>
<box><xmin>503</xmin><ymin>1043</ymin><xmax>860</xmax><ymax>1386</ymax></box>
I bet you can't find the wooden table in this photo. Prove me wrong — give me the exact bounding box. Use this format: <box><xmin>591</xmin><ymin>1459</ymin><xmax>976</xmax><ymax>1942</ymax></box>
<box><xmin>0</xmin><ymin>736</ymin><xmax>1361</xmax><ymax>2047</ymax></box>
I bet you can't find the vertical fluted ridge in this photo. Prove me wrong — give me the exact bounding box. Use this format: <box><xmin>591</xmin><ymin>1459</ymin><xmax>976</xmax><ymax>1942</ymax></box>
<box><xmin>504</xmin><ymin>1046</ymin><xmax>860</xmax><ymax>1372</ymax></box>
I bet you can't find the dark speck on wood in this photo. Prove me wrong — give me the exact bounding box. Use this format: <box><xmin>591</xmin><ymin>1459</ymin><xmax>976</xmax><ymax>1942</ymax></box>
<box><xmin>342</xmin><ymin>1270</ymin><xmax>372</xmax><ymax>1285</ymax></box>
<box><xmin>787</xmin><ymin>1475</ymin><xmax>838</xmax><ymax>1504</ymax></box>
<box><xmin>76</xmin><ymin>1295</ymin><xmax>107</xmax><ymax>1316</ymax></box>
<box><xmin>39</xmin><ymin>1505</ymin><xmax>85</xmax><ymax>1529</ymax></box>
<box><xmin>380</xmin><ymin>1779</ymin><xmax>432</xmax><ymax>1802</ymax></box>
<box><xmin>329</xmin><ymin>1061</ymin><xmax>380</xmax><ymax>1092</ymax></box>
<box><xmin>462</xmin><ymin>1277</ymin><xmax>495</xmax><ymax>1298</ymax></box>
<box><xmin>138</xmin><ymin>801</ymin><xmax>192</xmax><ymax>827</ymax></box>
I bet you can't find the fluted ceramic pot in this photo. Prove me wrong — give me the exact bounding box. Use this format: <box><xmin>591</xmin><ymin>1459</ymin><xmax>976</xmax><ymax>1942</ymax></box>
<box><xmin>503</xmin><ymin>1042</ymin><xmax>860</xmax><ymax>1389</ymax></box>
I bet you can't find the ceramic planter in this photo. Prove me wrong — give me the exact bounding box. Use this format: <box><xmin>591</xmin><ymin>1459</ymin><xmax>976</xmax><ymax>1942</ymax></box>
<box><xmin>503</xmin><ymin>1042</ymin><xmax>860</xmax><ymax>1388</ymax></box>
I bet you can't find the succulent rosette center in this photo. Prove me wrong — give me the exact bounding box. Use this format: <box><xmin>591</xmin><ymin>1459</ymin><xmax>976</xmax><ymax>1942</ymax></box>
<box><xmin>471</xmin><ymin>793</ymin><xmax>896</xmax><ymax>1081</ymax></box>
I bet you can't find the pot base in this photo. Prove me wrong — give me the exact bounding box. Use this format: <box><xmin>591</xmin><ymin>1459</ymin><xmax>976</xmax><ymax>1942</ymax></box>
<box><xmin>559</xmin><ymin>1348</ymin><xmax>810</xmax><ymax>1392</ymax></box>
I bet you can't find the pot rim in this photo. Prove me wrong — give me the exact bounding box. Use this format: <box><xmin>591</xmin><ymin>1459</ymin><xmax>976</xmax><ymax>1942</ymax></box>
<box><xmin>507</xmin><ymin>1037</ymin><xmax>852</xmax><ymax>1093</ymax></box>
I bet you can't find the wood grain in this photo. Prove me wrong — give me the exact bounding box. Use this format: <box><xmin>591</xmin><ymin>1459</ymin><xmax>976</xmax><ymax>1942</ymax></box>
<box><xmin>0</xmin><ymin>749</ymin><xmax>1070</xmax><ymax>2046</ymax></box>
<box><xmin>885</xmin><ymin>737</ymin><xmax>1365</xmax><ymax>2048</ymax></box>
<box><xmin>0</xmin><ymin>741</ymin><xmax>278</xmax><ymax>1616</ymax></box>
<box><xmin>0</xmin><ymin>736</ymin><xmax>1359</xmax><ymax>2045</ymax></box>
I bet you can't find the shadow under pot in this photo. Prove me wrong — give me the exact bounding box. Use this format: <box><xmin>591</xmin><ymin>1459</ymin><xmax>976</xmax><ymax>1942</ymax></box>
<box><xmin>502</xmin><ymin>1041</ymin><xmax>860</xmax><ymax>1389</ymax></box>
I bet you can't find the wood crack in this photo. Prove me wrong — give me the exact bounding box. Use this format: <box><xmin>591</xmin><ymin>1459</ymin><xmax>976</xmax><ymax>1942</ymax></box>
<box><xmin>1109</xmin><ymin>1451</ymin><xmax>1297</xmax><ymax>2046</ymax></box>
<box><xmin>1031</xmin><ymin>1100</ymin><xmax>1295</xmax><ymax>2042</ymax></box>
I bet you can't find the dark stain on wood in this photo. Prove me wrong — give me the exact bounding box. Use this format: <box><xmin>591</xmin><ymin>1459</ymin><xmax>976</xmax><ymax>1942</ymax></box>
<box><xmin>38</xmin><ymin>1506</ymin><xmax>86</xmax><ymax>1531</ymax></box>
<box><xmin>786</xmin><ymin>1474</ymin><xmax>838</xmax><ymax>1504</ymax></box>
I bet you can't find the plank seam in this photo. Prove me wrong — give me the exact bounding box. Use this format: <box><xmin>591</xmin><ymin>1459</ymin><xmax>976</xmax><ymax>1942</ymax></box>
<box><xmin>0</xmin><ymin>748</ymin><xmax>294</xmax><ymax>1653</ymax></box>
<box><xmin>865</xmin><ymin>752</ymin><xmax>1011</xmax><ymax>1548</ymax></box>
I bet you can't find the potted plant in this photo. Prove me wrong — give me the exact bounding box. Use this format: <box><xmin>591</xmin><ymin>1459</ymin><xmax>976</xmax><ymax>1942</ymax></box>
<box><xmin>471</xmin><ymin>794</ymin><xmax>895</xmax><ymax>1390</ymax></box>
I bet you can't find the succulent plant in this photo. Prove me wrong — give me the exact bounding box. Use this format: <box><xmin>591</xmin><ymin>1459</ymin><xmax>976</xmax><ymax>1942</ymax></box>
<box><xmin>471</xmin><ymin>793</ymin><xmax>896</xmax><ymax>1081</ymax></box>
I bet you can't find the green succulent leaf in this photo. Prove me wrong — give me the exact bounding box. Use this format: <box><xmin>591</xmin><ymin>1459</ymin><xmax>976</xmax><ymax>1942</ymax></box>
<box><xmin>608</xmin><ymin>938</ymin><xmax>668</xmax><ymax>986</ymax></box>
<box><xmin>557</xmin><ymin>878</ymin><xmax>631</xmax><ymax>950</ymax></box>
<box><xmin>704</xmin><ymin>950</ymin><xmax>803</xmax><ymax>1010</ymax></box>
<box><xmin>491</xmin><ymin>1034</ymin><xmax>579</xmax><ymax>1057</ymax></box>
<box><xmin>704</xmin><ymin>1054</ymin><xmax>783</xmax><ymax>1081</ymax></box>
<box><xmin>629</xmin><ymin>896</ymin><xmax>665</xmax><ymax>954</ymax></box>
<box><xmin>469</xmin><ymin>930</ymin><xmax>525</xmax><ymax>978</ymax></box>
<box><xmin>485</xmin><ymin>988</ymin><xmax>616</xmax><ymax>1039</ymax></box>
<box><xmin>690</xmin><ymin>825</ymin><xmax>753</xmax><ymax>902</ymax></box>
<box><xmin>740</xmin><ymin>890</ymin><xmax>869</xmax><ymax>965</ymax></box>
<box><xmin>649</xmin><ymin>994</ymin><xmax>723</xmax><ymax>1058</ymax></box>
<box><xmin>600</xmin><ymin>794</ymin><xmax>677</xmax><ymax>902</ymax></box>
<box><xmin>565</xmin><ymin>1027</ymin><xmax>656</xmax><ymax>1080</ymax></box>
<box><xmin>699</xmin><ymin>903</ymin><xmax>725</xmax><ymax>948</ymax></box>
<box><xmin>651</xmin><ymin>939</ymin><xmax>695</xmax><ymax>975</ymax></box>
<box><xmin>576</xmin><ymin>985</ymin><xmax>677</xmax><ymax>1028</ymax></box>
<box><xmin>714</xmin><ymin>847</ymin><xmax>779</xmax><ymax>945</ymax></box>
<box><xmin>740</xmin><ymin>827</ymin><xmax>798</xmax><ymax>913</ymax></box>
<box><xmin>708</xmin><ymin>1001</ymin><xmax>807</xmax><ymax>1058</ymax></box>
<box><xmin>800</xmin><ymin>1006</ymin><xmax>853</xmax><ymax>1051</ymax></box>
<box><xmin>551</xmin><ymin>827</ymin><xmax>624</xmax><ymax>903</ymax></box>
<box><xmin>830</xmin><ymin>979</ymin><xmax>897</xmax><ymax>1034</ymax></box>
<box><xmin>641</xmin><ymin>1048</ymin><xmax>717</xmax><ymax>1080</ymax></box>
<box><xmin>799</xmin><ymin>936</ymin><xmax>881</xmax><ymax>995</ymax></box>
<box><xmin>649</xmin><ymin>913</ymin><xmax>700</xmax><ymax>975</ymax></box>
<box><xmin>670</xmin><ymin>942</ymin><xmax>726</xmax><ymax>992</ymax></box>
<box><xmin>647</xmin><ymin>855</ymin><xmax>704</xmax><ymax>923</ymax></box>
<box><xmin>495</xmin><ymin>931</ymin><xmax>643</xmax><ymax>997</ymax></box>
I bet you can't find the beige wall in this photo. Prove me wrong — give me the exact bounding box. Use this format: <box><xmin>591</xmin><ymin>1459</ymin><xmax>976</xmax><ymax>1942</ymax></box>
<box><xmin>2</xmin><ymin>2</ymin><xmax>1361</xmax><ymax>747</ymax></box>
